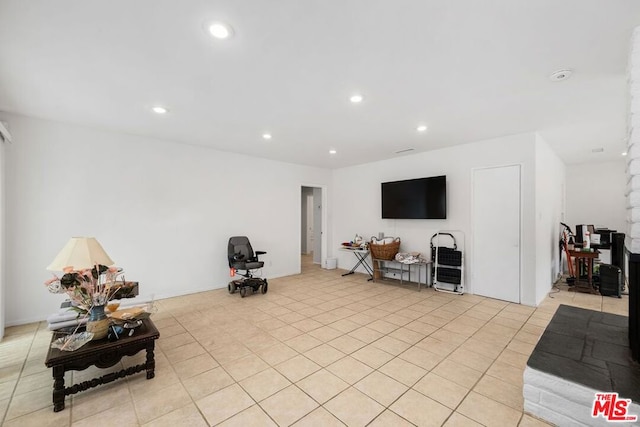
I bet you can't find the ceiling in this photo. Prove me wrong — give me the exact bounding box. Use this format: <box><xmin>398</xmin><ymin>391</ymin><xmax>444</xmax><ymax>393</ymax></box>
<box><xmin>0</xmin><ymin>0</ymin><xmax>639</xmax><ymax>169</ymax></box>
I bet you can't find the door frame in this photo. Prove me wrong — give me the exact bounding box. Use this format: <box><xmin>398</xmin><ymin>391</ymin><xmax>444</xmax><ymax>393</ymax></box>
<box><xmin>305</xmin><ymin>194</ymin><xmax>314</xmax><ymax>255</ymax></box>
<box><xmin>299</xmin><ymin>184</ymin><xmax>327</xmax><ymax>272</ymax></box>
<box><xmin>470</xmin><ymin>163</ymin><xmax>523</xmax><ymax>302</ymax></box>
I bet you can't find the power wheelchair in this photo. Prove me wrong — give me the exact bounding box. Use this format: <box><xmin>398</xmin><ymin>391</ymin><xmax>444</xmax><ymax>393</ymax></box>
<box><xmin>227</xmin><ymin>236</ymin><xmax>268</xmax><ymax>298</ymax></box>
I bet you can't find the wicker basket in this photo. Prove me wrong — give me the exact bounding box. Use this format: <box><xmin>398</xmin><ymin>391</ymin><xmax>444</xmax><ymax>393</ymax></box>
<box><xmin>369</xmin><ymin>237</ymin><xmax>401</xmax><ymax>260</ymax></box>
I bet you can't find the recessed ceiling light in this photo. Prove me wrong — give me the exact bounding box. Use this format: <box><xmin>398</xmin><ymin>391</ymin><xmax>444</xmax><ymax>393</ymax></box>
<box><xmin>151</xmin><ymin>106</ymin><xmax>168</xmax><ymax>114</ymax></box>
<box><xmin>622</xmin><ymin>152</ymin><xmax>628</xmax><ymax>156</ymax></box>
<box><xmin>349</xmin><ymin>94</ymin><xmax>363</xmax><ymax>104</ymax></box>
<box><xmin>208</xmin><ymin>22</ymin><xmax>233</xmax><ymax>39</ymax></box>
<box><xmin>329</xmin><ymin>149</ymin><xmax>337</xmax><ymax>154</ymax></box>
<box><xmin>417</xmin><ymin>125</ymin><xmax>428</xmax><ymax>132</ymax></box>
<box><xmin>549</xmin><ymin>69</ymin><xmax>573</xmax><ymax>82</ymax></box>
<box><xmin>262</xmin><ymin>133</ymin><xmax>272</xmax><ymax>140</ymax></box>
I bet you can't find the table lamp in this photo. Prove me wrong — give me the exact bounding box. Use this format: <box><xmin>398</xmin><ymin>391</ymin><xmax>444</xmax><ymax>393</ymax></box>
<box><xmin>47</xmin><ymin>237</ymin><xmax>114</xmax><ymax>271</ymax></box>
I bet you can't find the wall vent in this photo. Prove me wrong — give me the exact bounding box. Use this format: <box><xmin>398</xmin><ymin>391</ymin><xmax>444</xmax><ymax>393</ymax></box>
<box><xmin>395</xmin><ymin>148</ymin><xmax>414</xmax><ymax>154</ymax></box>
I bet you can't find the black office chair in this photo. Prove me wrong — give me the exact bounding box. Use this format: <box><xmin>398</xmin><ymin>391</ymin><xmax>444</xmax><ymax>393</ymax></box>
<box><xmin>227</xmin><ymin>236</ymin><xmax>268</xmax><ymax>297</ymax></box>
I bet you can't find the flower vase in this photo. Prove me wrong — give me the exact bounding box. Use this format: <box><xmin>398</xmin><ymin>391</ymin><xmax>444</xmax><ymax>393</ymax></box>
<box><xmin>86</xmin><ymin>305</ymin><xmax>110</xmax><ymax>340</ymax></box>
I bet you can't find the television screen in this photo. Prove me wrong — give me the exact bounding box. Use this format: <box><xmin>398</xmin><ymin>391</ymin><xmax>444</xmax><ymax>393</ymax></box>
<box><xmin>381</xmin><ymin>175</ymin><xmax>446</xmax><ymax>219</ymax></box>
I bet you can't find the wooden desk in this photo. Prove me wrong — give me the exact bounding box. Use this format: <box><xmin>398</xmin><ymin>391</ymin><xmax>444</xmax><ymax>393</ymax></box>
<box><xmin>568</xmin><ymin>249</ymin><xmax>600</xmax><ymax>293</ymax></box>
<box><xmin>45</xmin><ymin>318</ymin><xmax>159</xmax><ymax>412</ymax></box>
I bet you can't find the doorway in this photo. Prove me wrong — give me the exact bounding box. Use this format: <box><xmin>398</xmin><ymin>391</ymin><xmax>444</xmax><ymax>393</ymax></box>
<box><xmin>300</xmin><ymin>186</ymin><xmax>325</xmax><ymax>270</ymax></box>
<box><xmin>303</xmin><ymin>191</ymin><xmax>314</xmax><ymax>255</ymax></box>
<box><xmin>472</xmin><ymin>165</ymin><xmax>521</xmax><ymax>303</ymax></box>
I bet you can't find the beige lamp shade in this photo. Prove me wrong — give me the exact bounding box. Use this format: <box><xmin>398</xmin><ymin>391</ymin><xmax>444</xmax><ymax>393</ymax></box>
<box><xmin>47</xmin><ymin>237</ymin><xmax>114</xmax><ymax>271</ymax></box>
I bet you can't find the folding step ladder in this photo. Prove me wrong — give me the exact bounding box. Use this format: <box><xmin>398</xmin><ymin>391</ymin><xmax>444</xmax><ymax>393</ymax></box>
<box><xmin>431</xmin><ymin>231</ymin><xmax>465</xmax><ymax>295</ymax></box>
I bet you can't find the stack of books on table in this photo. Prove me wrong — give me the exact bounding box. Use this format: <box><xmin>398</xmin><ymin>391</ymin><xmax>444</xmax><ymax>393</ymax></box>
<box><xmin>47</xmin><ymin>308</ymin><xmax>89</xmax><ymax>331</ymax></box>
<box><xmin>46</xmin><ymin>296</ymin><xmax>152</xmax><ymax>331</ymax></box>
<box><xmin>47</xmin><ymin>281</ymin><xmax>142</xmax><ymax>331</ymax></box>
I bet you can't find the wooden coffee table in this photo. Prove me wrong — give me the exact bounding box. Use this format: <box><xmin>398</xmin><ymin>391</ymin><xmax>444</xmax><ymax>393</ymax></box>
<box><xmin>45</xmin><ymin>318</ymin><xmax>159</xmax><ymax>412</ymax></box>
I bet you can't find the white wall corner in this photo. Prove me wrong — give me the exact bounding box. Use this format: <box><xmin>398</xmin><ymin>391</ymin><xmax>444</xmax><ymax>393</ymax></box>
<box><xmin>0</xmin><ymin>121</ymin><xmax>12</xmax><ymax>144</ymax></box>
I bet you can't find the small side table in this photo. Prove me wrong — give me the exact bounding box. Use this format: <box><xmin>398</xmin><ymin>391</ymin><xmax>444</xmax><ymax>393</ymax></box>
<box><xmin>44</xmin><ymin>318</ymin><xmax>159</xmax><ymax>412</ymax></box>
<box><xmin>568</xmin><ymin>249</ymin><xmax>600</xmax><ymax>294</ymax></box>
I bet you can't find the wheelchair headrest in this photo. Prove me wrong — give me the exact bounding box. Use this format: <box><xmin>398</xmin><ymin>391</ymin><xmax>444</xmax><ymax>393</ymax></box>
<box><xmin>228</xmin><ymin>236</ymin><xmax>255</xmax><ymax>268</ymax></box>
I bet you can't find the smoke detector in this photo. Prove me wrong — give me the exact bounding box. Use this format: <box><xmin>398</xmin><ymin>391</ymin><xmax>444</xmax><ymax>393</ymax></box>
<box><xmin>549</xmin><ymin>69</ymin><xmax>573</xmax><ymax>82</ymax></box>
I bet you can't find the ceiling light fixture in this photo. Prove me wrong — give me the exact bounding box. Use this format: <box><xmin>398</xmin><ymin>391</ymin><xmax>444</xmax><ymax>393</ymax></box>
<box><xmin>349</xmin><ymin>94</ymin><xmax>363</xmax><ymax>104</ymax></box>
<box><xmin>549</xmin><ymin>69</ymin><xmax>573</xmax><ymax>82</ymax></box>
<box><xmin>208</xmin><ymin>22</ymin><xmax>233</xmax><ymax>40</ymax></box>
<box><xmin>623</xmin><ymin>152</ymin><xmax>628</xmax><ymax>156</ymax></box>
<box><xmin>262</xmin><ymin>133</ymin><xmax>272</xmax><ymax>140</ymax></box>
<box><xmin>417</xmin><ymin>125</ymin><xmax>428</xmax><ymax>132</ymax></box>
<box><xmin>329</xmin><ymin>149</ymin><xmax>337</xmax><ymax>154</ymax></box>
<box><xmin>151</xmin><ymin>106</ymin><xmax>168</xmax><ymax>114</ymax></box>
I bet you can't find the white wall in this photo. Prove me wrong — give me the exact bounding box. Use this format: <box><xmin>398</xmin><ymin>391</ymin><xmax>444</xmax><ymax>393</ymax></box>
<box><xmin>0</xmin><ymin>135</ymin><xmax>5</xmax><ymax>340</ymax></box>
<box><xmin>2</xmin><ymin>113</ymin><xmax>331</xmax><ymax>325</ymax></box>
<box><xmin>0</xmin><ymin>113</ymin><xmax>571</xmax><ymax>326</ymax></box>
<box><xmin>534</xmin><ymin>134</ymin><xmax>566</xmax><ymax>305</ymax></box>
<box><xmin>331</xmin><ymin>133</ymin><xmax>541</xmax><ymax>306</ymax></box>
<box><xmin>565</xmin><ymin>159</ymin><xmax>626</xmax><ymax>235</ymax></box>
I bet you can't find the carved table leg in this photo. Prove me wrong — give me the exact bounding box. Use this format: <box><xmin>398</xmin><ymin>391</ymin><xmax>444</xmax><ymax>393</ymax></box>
<box><xmin>52</xmin><ymin>365</ymin><xmax>66</xmax><ymax>412</ymax></box>
<box><xmin>146</xmin><ymin>342</ymin><xmax>155</xmax><ymax>379</ymax></box>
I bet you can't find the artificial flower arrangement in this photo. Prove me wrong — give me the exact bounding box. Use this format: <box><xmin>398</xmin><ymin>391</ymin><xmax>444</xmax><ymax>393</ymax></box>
<box><xmin>45</xmin><ymin>264</ymin><xmax>125</xmax><ymax>314</ymax></box>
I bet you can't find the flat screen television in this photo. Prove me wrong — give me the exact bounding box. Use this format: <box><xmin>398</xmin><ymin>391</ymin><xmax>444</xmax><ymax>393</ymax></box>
<box><xmin>381</xmin><ymin>175</ymin><xmax>446</xmax><ymax>219</ymax></box>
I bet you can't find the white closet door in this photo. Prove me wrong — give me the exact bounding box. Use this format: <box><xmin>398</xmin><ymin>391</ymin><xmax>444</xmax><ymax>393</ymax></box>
<box><xmin>472</xmin><ymin>165</ymin><xmax>521</xmax><ymax>303</ymax></box>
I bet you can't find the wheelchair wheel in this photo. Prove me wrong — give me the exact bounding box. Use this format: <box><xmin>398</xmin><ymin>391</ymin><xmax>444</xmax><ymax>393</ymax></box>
<box><xmin>261</xmin><ymin>281</ymin><xmax>268</xmax><ymax>294</ymax></box>
<box><xmin>228</xmin><ymin>281</ymin><xmax>236</xmax><ymax>294</ymax></box>
<box><xmin>240</xmin><ymin>287</ymin><xmax>247</xmax><ymax>298</ymax></box>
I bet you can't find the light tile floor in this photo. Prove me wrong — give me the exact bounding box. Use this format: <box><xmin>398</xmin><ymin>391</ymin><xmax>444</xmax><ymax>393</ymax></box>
<box><xmin>0</xmin><ymin>256</ymin><xmax>629</xmax><ymax>426</ymax></box>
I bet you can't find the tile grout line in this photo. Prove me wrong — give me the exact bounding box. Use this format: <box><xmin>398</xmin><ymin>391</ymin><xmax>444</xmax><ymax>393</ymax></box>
<box><xmin>0</xmin><ymin>323</ymin><xmax>40</xmax><ymax>425</ymax></box>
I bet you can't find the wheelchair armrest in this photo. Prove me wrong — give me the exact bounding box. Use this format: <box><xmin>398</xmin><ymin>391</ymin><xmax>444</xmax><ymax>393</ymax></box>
<box><xmin>250</xmin><ymin>251</ymin><xmax>266</xmax><ymax>263</ymax></box>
